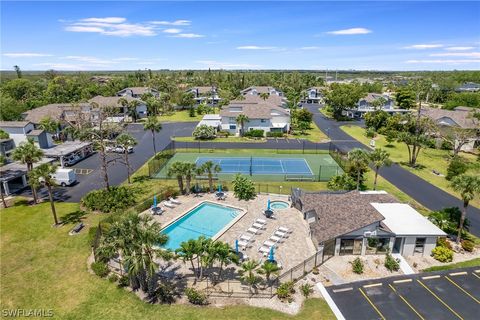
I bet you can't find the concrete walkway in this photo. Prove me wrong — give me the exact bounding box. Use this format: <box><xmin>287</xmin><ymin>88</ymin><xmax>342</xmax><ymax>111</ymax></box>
<box><xmin>392</xmin><ymin>254</ymin><xmax>415</xmax><ymax>275</ymax></box>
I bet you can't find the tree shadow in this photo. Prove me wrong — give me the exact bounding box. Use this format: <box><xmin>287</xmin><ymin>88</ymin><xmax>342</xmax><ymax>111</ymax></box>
<box><xmin>61</xmin><ymin>210</ymin><xmax>87</xmax><ymax>225</ymax></box>
<box><xmin>132</xmin><ymin>175</ymin><xmax>151</xmax><ymax>183</ymax></box>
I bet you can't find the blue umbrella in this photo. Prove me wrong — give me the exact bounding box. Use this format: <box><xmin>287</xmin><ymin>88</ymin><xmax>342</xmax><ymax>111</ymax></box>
<box><xmin>267</xmin><ymin>199</ymin><xmax>271</xmax><ymax>210</ymax></box>
<box><xmin>153</xmin><ymin>195</ymin><xmax>157</xmax><ymax>208</ymax></box>
<box><xmin>235</xmin><ymin>239</ymin><xmax>239</xmax><ymax>254</ymax></box>
<box><xmin>218</xmin><ymin>184</ymin><xmax>222</xmax><ymax>193</ymax></box>
<box><xmin>268</xmin><ymin>245</ymin><xmax>275</xmax><ymax>262</ymax></box>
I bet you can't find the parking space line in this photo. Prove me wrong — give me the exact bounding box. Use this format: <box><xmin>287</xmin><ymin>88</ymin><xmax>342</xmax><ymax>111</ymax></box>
<box><xmin>417</xmin><ymin>280</ymin><xmax>464</xmax><ymax>320</ymax></box>
<box><xmin>449</xmin><ymin>271</ymin><xmax>467</xmax><ymax>276</ymax></box>
<box><xmin>393</xmin><ymin>279</ymin><xmax>412</xmax><ymax>284</ymax></box>
<box><xmin>474</xmin><ymin>269</ymin><xmax>480</xmax><ymax>273</ymax></box>
<box><xmin>445</xmin><ymin>276</ymin><xmax>480</xmax><ymax>304</ymax></box>
<box><xmin>472</xmin><ymin>273</ymin><xmax>480</xmax><ymax>280</ymax></box>
<box><xmin>363</xmin><ymin>283</ymin><xmax>382</xmax><ymax>288</ymax></box>
<box><xmin>358</xmin><ymin>288</ymin><xmax>386</xmax><ymax>320</ymax></box>
<box><xmin>332</xmin><ymin>287</ymin><xmax>353</xmax><ymax>293</ymax></box>
<box><xmin>388</xmin><ymin>284</ymin><xmax>425</xmax><ymax>320</ymax></box>
<box><xmin>422</xmin><ymin>275</ymin><xmax>440</xmax><ymax>280</ymax></box>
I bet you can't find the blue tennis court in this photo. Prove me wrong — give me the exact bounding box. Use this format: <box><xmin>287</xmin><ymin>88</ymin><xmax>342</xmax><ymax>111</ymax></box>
<box><xmin>195</xmin><ymin>157</ymin><xmax>313</xmax><ymax>175</ymax></box>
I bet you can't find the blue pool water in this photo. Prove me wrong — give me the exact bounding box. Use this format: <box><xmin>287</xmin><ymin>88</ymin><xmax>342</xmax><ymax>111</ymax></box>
<box><xmin>195</xmin><ymin>157</ymin><xmax>313</xmax><ymax>175</ymax></box>
<box><xmin>161</xmin><ymin>202</ymin><xmax>240</xmax><ymax>251</ymax></box>
<box><xmin>270</xmin><ymin>201</ymin><xmax>289</xmax><ymax>210</ymax></box>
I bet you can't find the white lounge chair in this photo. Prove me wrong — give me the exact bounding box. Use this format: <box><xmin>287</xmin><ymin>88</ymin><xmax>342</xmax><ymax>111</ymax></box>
<box><xmin>258</xmin><ymin>246</ymin><xmax>272</xmax><ymax>256</ymax></box>
<box><xmin>252</xmin><ymin>222</ymin><xmax>265</xmax><ymax>230</ymax></box>
<box><xmin>269</xmin><ymin>235</ymin><xmax>282</xmax><ymax>243</ymax></box>
<box><xmin>238</xmin><ymin>240</ymin><xmax>250</xmax><ymax>249</ymax></box>
<box><xmin>263</xmin><ymin>240</ymin><xmax>276</xmax><ymax>247</ymax></box>
<box><xmin>278</xmin><ymin>227</ymin><xmax>291</xmax><ymax>233</ymax></box>
<box><xmin>274</xmin><ymin>230</ymin><xmax>287</xmax><ymax>238</ymax></box>
<box><xmin>169</xmin><ymin>197</ymin><xmax>181</xmax><ymax>205</ymax></box>
<box><xmin>255</xmin><ymin>218</ymin><xmax>267</xmax><ymax>225</ymax></box>
<box><xmin>247</xmin><ymin>227</ymin><xmax>260</xmax><ymax>235</ymax></box>
<box><xmin>163</xmin><ymin>201</ymin><xmax>175</xmax><ymax>208</ymax></box>
<box><xmin>240</xmin><ymin>234</ymin><xmax>252</xmax><ymax>242</ymax></box>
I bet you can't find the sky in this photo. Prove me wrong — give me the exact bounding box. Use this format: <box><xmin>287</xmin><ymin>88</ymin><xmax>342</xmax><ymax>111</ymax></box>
<box><xmin>1</xmin><ymin>1</ymin><xmax>479</xmax><ymax>71</ymax></box>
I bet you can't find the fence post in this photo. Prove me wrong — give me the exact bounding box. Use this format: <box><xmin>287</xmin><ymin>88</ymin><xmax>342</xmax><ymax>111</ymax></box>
<box><xmin>290</xmin><ymin>269</ymin><xmax>293</xmax><ymax>282</ymax></box>
<box><xmin>314</xmin><ymin>252</ymin><xmax>318</xmax><ymax>266</ymax></box>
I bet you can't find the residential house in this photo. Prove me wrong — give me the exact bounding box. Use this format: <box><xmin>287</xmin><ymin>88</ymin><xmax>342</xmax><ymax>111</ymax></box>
<box><xmin>344</xmin><ymin>93</ymin><xmax>409</xmax><ymax>118</ymax></box>
<box><xmin>456</xmin><ymin>82</ymin><xmax>480</xmax><ymax>92</ymax></box>
<box><xmin>186</xmin><ymin>86</ymin><xmax>221</xmax><ymax>105</ymax></box>
<box><xmin>116</xmin><ymin>87</ymin><xmax>159</xmax><ymax>98</ymax></box>
<box><xmin>88</xmin><ymin>96</ymin><xmax>148</xmax><ymax>119</ymax></box>
<box><xmin>421</xmin><ymin>106</ymin><xmax>479</xmax><ymax>152</ymax></box>
<box><xmin>22</xmin><ymin>103</ymin><xmax>91</xmax><ymax>126</ymax></box>
<box><xmin>0</xmin><ymin>121</ymin><xmax>35</xmax><ymax>147</ymax></box>
<box><xmin>196</xmin><ymin>114</ymin><xmax>222</xmax><ymax>131</ymax></box>
<box><xmin>241</xmin><ymin>86</ymin><xmax>284</xmax><ymax>97</ymax></box>
<box><xmin>0</xmin><ymin>158</ymin><xmax>55</xmax><ymax>196</ymax></box>
<box><xmin>291</xmin><ymin>189</ymin><xmax>446</xmax><ymax>257</ymax></box>
<box><xmin>302</xmin><ymin>87</ymin><xmax>325</xmax><ymax>104</ymax></box>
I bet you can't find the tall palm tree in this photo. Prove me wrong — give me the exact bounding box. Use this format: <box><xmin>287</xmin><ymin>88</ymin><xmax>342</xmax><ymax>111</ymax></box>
<box><xmin>12</xmin><ymin>139</ymin><xmax>44</xmax><ymax>203</ymax></box>
<box><xmin>347</xmin><ymin>148</ymin><xmax>370</xmax><ymax>191</ymax></box>
<box><xmin>214</xmin><ymin>242</ymin><xmax>238</xmax><ymax>279</ymax></box>
<box><xmin>235</xmin><ymin>114</ymin><xmax>250</xmax><ymax>137</ymax></box>
<box><xmin>175</xmin><ymin>239</ymin><xmax>199</xmax><ymax>276</ymax></box>
<box><xmin>183</xmin><ymin>163</ymin><xmax>197</xmax><ymax>195</ymax></box>
<box><xmin>450</xmin><ymin>175</ymin><xmax>480</xmax><ymax>243</ymax></box>
<box><xmin>368</xmin><ymin>148</ymin><xmax>392</xmax><ymax>190</ymax></box>
<box><xmin>239</xmin><ymin>260</ymin><xmax>260</xmax><ymax>294</ymax></box>
<box><xmin>115</xmin><ymin>133</ymin><xmax>137</xmax><ymax>184</ymax></box>
<box><xmin>258</xmin><ymin>261</ymin><xmax>280</xmax><ymax>283</ymax></box>
<box><xmin>29</xmin><ymin>163</ymin><xmax>59</xmax><ymax>225</ymax></box>
<box><xmin>127</xmin><ymin>100</ymin><xmax>141</xmax><ymax>122</ymax></box>
<box><xmin>167</xmin><ymin>161</ymin><xmax>186</xmax><ymax>193</ymax></box>
<box><xmin>200</xmin><ymin>161</ymin><xmax>221</xmax><ymax>192</ymax></box>
<box><xmin>38</xmin><ymin>117</ymin><xmax>60</xmax><ymax>136</ymax></box>
<box><xmin>143</xmin><ymin>116</ymin><xmax>162</xmax><ymax>156</ymax></box>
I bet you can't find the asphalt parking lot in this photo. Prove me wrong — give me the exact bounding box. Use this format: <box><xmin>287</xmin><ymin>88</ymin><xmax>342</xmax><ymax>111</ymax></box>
<box><xmin>326</xmin><ymin>267</ymin><xmax>480</xmax><ymax>320</ymax></box>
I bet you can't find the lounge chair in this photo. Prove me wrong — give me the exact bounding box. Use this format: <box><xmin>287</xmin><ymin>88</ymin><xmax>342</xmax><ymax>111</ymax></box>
<box><xmin>240</xmin><ymin>234</ymin><xmax>252</xmax><ymax>242</ymax></box>
<box><xmin>274</xmin><ymin>230</ymin><xmax>287</xmax><ymax>238</ymax></box>
<box><xmin>247</xmin><ymin>227</ymin><xmax>260</xmax><ymax>235</ymax></box>
<box><xmin>163</xmin><ymin>201</ymin><xmax>175</xmax><ymax>208</ymax></box>
<box><xmin>258</xmin><ymin>246</ymin><xmax>272</xmax><ymax>256</ymax></box>
<box><xmin>255</xmin><ymin>218</ymin><xmax>267</xmax><ymax>225</ymax></box>
<box><xmin>269</xmin><ymin>235</ymin><xmax>282</xmax><ymax>243</ymax></box>
<box><xmin>238</xmin><ymin>240</ymin><xmax>249</xmax><ymax>250</ymax></box>
<box><xmin>263</xmin><ymin>240</ymin><xmax>276</xmax><ymax>247</ymax></box>
<box><xmin>169</xmin><ymin>197</ymin><xmax>181</xmax><ymax>205</ymax></box>
<box><xmin>278</xmin><ymin>227</ymin><xmax>291</xmax><ymax>233</ymax></box>
<box><xmin>252</xmin><ymin>222</ymin><xmax>265</xmax><ymax>230</ymax></box>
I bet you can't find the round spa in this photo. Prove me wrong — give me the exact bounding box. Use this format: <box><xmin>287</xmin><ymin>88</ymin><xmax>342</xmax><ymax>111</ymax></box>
<box><xmin>269</xmin><ymin>200</ymin><xmax>290</xmax><ymax>210</ymax></box>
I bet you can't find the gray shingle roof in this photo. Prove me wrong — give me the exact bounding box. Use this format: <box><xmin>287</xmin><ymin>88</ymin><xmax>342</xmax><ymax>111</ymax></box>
<box><xmin>88</xmin><ymin>95</ymin><xmax>142</xmax><ymax>108</ymax></box>
<box><xmin>22</xmin><ymin>103</ymin><xmax>90</xmax><ymax>123</ymax></box>
<box><xmin>220</xmin><ymin>97</ymin><xmax>289</xmax><ymax>119</ymax></box>
<box><xmin>117</xmin><ymin>87</ymin><xmax>158</xmax><ymax>95</ymax></box>
<box><xmin>241</xmin><ymin>86</ymin><xmax>282</xmax><ymax>94</ymax></box>
<box><xmin>421</xmin><ymin>106</ymin><xmax>479</xmax><ymax>129</ymax></box>
<box><xmin>0</xmin><ymin>121</ymin><xmax>32</xmax><ymax>128</ymax></box>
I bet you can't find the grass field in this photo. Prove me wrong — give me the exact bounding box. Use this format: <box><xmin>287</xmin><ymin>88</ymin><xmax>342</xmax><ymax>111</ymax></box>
<box><xmin>341</xmin><ymin>125</ymin><xmax>480</xmax><ymax>209</ymax></box>
<box><xmin>0</xmin><ymin>201</ymin><xmax>335</xmax><ymax>320</ymax></box>
<box><xmin>157</xmin><ymin>110</ymin><xmax>204</xmax><ymax>122</ymax></box>
<box><xmin>422</xmin><ymin>258</ymin><xmax>480</xmax><ymax>272</ymax></box>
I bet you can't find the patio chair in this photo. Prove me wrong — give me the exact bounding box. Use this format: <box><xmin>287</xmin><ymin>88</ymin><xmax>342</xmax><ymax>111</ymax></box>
<box><xmin>163</xmin><ymin>201</ymin><xmax>176</xmax><ymax>208</ymax></box>
<box><xmin>150</xmin><ymin>206</ymin><xmax>164</xmax><ymax>216</ymax></box>
<box><xmin>255</xmin><ymin>218</ymin><xmax>267</xmax><ymax>225</ymax></box>
<box><xmin>269</xmin><ymin>235</ymin><xmax>282</xmax><ymax>243</ymax></box>
<box><xmin>240</xmin><ymin>234</ymin><xmax>253</xmax><ymax>242</ymax></box>
<box><xmin>238</xmin><ymin>240</ymin><xmax>249</xmax><ymax>250</ymax></box>
<box><xmin>263</xmin><ymin>240</ymin><xmax>276</xmax><ymax>248</ymax></box>
<box><xmin>169</xmin><ymin>197</ymin><xmax>181</xmax><ymax>205</ymax></box>
<box><xmin>258</xmin><ymin>246</ymin><xmax>272</xmax><ymax>256</ymax></box>
<box><xmin>247</xmin><ymin>227</ymin><xmax>260</xmax><ymax>235</ymax></box>
<box><xmin>274</xmin><ymin>230</ymin><xmax>287</xmax><ymax>238</ymax></box>
<box><xmin>252</xmin><ymin>222</ymin><xmax>266</xmax><ymax>230</ymax></box>
<box><xmin>278</xmin><ymin>226</ymin><xmax>291</xmax><ymax>233</ymax></box>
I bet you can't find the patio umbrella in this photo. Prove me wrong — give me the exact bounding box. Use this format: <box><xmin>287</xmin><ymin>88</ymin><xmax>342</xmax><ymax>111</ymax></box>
<box><xmin>268</xmin><ymin>245</ymin><xmax>275</xmax><ymax>262</ymax></box>
<box><xmin>235</xmin><ymin>239</ymin><xmax>239</xmax><ymax>255</ymax></box>
<box><xmin>218</xmin><ymin>184</ymin><xmax>222</xmax><ymax>193</ymax></box>
<box><xmin>153</xmin><ymin>195</ymin><xmax>157</xmax><ymax>208</ymax></box>
<box><xmin>267</xmin><ymin>199</ymin><xmax>271</xmax><ymax>210</ymax></box>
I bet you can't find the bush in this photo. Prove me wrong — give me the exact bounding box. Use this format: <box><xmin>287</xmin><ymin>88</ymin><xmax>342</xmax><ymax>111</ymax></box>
<box><xmin>276</xmin><ymin>282</ymin><xmax>295</xmax><ymax>300</ymax></box>
<box><xmin>365</xmin><ymin>127</ymin><xmax>376</xmax><ymax>138</ymax></box>
<box><xmin>232</xmin><ymin>174</ymin><xmax>256</xmax><ymax>200</ymax></box>
<box><xmin>300</xmin><ymin>283</ymin><xmax>314</xmax><ymax>298</ymax></box>
<box><xmin>244</xmin><ymin>129</ymin><xmax>264</xmax><ymax>138</ymax></box>
<box><xmin>192</xmin><ymin>124</ymin><xmax>216</xmax><ymax>140</ymax></box>
<box><xmin>189</xmin><ymin>106</ymin><xmax>196</xmax><ymax>117</ymax></box>
<box><xmin>432</xmin><ymin>246</ymin><xmax>454</xmax><ymax>262</ymax></box>
<box><xmin>118</xmin><ymin>275</ymin><xmax>130</xmax><ymax>287</ymax></box>
<box><xmin>91</xmin><ymin>261</ymin><xmax>109</xmax><ymax>278</ymax></box>
<box><xmin>327</xmin><ymin>173</ymin><xmax>356</xmax><ymax>191</ymax></box>
<box><xmin>152</xmin><ymin>282</ymin><xmax>177</xmax><ymax>304</ymax></box>
<box><xmin>108</xmin><ymin>274</ymin><xmax>119</xmax><ymax>283</ymax></box>
<box><xmin>384</xmin><ymin>252</ymin><xmax>400</xmax><ymax>272</ymax></box>
<box><xmin>185</xmin><ymin>287</ymin><xmax>208</xmax><ymax>305</ymax></box>
<box><xmin>351</xmin><ymin>257</ymin><xmax>364</xmax><ymax>274</ymax></box>
<box><xmin>437</xmin><ymin>238</ymin><xmax>452</xmax><ymax>250</ymax></box>
<box><xmin>461</xmin><ymin>240</ymin><xmax>475</xmax><ymax>252</ymax></box>
<box><xmin>82</xmin><ymin>186</ymin><xmax>137</xmax><ymax>213</ymax></box>
<box><xmin>266</xmin><ymin>131</ymin><xmax>284</xmax><ymax>138</ymax></box>
<box><xmin>446</xmin><ymin>157</ymin><xmax>468</xmax><ymax>181</ymax></box>
<box><xmin>441</xmin><ymin>140</ymin><xmax>453</xmax><ymax>151</ymax></box>
<box><xmin>216</xmin><ymin>130</ymin><xmax>231</xmax><ymax>137</ymax></box>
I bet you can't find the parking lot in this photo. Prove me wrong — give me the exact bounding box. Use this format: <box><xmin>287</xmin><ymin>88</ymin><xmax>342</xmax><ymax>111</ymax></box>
<box><xmin>326</xmin><ymin>267</ymin><xmax>480</xmax><ymax>320</ymax></box>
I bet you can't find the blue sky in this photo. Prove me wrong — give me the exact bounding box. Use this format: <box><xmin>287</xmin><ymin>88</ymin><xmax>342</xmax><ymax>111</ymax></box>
<box><xmin>1</xmin><ymin>1</ymin><xmax>479</xmax><ymax>71</ymax></box>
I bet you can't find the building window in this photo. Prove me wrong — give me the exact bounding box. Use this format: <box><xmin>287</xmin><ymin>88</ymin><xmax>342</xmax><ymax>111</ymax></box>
<box><xmin>229</xmin><ymin>125</ymin><xmax>236</xmax><ymax>130</ymax></box>
<box><xmin>261</xmin><ymin>119</ymin><xmax>266</xmax><ymax>123</ymax></box>
<box><xmin>339</xmin><ymin>238</ymin><xmax>362</xmax><ymax>255</ymax></box>
<box><xmin>366</xmin><ymin>237</ymin><xmax>390</xmax><ymax>255</ymax></box>
<box><xmin>414</xmin><ymin>237</ymin><xmax>426</xmax><ymax>255</ymax></box>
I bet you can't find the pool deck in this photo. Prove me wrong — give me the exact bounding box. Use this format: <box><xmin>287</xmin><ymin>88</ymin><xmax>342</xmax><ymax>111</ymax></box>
<box><xmin>144</xmin><ymin>192</ymin><xmax>316</xmax><ymax>274</ymax></box>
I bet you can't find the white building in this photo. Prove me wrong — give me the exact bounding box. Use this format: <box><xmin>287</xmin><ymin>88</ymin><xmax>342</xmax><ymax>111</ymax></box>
<box><xmin>186</xmin><ymin>86</ymin><xmax>221</xmax><ymax>105</ymax></box>
<box><xmin>302</xmin><ymin>87</ymin><xmax>325</xmax><ymax>104</ymax></box>
<box><xmin>241</xmin><ymin>86</ymin><xmax>284</xmax><ymax>97</ymax></box>
<box><xmin>116</xmin><ymin>87</ymin><xmax>159</xmax><ymax>98</ymax></box>
<box><xmin>344</xmin><ymin>93</ymin><xmax>409</xmax><ymax>119</ymax></box>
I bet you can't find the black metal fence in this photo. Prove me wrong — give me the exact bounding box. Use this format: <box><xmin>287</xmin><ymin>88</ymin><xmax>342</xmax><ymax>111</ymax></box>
<box><xmin>328</xmin><ymin>142</ymin><xmax>349</xmax><ymax>170</ymax></box>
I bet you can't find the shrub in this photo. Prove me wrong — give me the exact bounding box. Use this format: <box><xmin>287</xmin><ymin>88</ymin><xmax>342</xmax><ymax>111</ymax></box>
<box><xmin>244</xmin><ymin>129</ymin><xmax>264</xmax><ymax>138</ymax></box>
<box><xmin>82</xmin><ymin>186</ymin><xmax>137</xmax><ymax>213</ymax></box>
<box><xmin>300</xmin><ymin>283</ymin><xmax>314</xmax><ymax>298</ymax></box>
<box><xmin>216</xmin><ymin>130</ymin><xmax>231</xmax><ymax>137</ymax></box>
<box><xmin>185</xmin><ymin>287</ymin><xmax>208</xmax><ymax>305</ymax></box>
<box><xmin>91</xmin><ymin>261</ymin><xmax>109</xmax><ymax>278</ymax></box>
<box><xmin>192</xmin><ymin>124</ymin><xmax>216</xmax><ymax>140</ymax></box>
<box><xmin>365</xmin><ymin>127</ymin><xmax>376</xmax><ymax>138</ymax></box>
<box><xmin>461</xmin><ymin>240</ymin><xmax>475</xmax><ymax>252</ymax></box>
<box><xmin>108</xmin><ymin>274</ymin><xmax>119</xmax><ymax>283</ymax></box>
<box><xmin>446</xmin><ymin>156</ymin><xmax>468</xmax><ymax>181</ymax></box>
<box><xmin>327</xmin><ymin>173</ymin><xmax>356</xmax><ymax>191</ymax></box>
<box><xmin>441</xmin><ymin>140</ymin><xmax>453</xmax><ymax>151</ymax></box>
<box><xmin>437</xmin><ymin>237</ymin><xmax>452</xmax><ymax>250</ymax></box>
<box><xmin>385</xmin><ymin>130</ymin><xmax>396</xmax><ymax>146</ymax></box>
<box><xmin>189</xmin><ymin>106</ymin><xmax>196</xmax><ymax>117</ymax></box>
<box><xmin>232</xmin><ymin>174</ymin><xmax>256</xmax><ymax>200</ymax></box>
<box><xmin>384</xmin><ymin>252</ymin><xmax>400</xmax><ymax>272</ymax></box>
<box><xmin>266</xmin><ymin>131</ymin><xmax>284</xmax><ymax>138</ymax></box>
<box><xmin>152</xmin><ymin>282</ymin><xmax>177</xmax><ymax>304</ymax></box>
<box><xmin>276</xmin><ymin>282</ymin><xmax>295</xmax><ymax>300</ymax></box>
<box><xmin>118</xmin><ymin>275</ymin><xmax>130</xmax><ymax>287</ymax></box>
<box><xmin>351</xmin><ymin>257</ymin><xmax>364</xmax><ymax>274</ymax></box>
<box><xmin>432</xmin><ymin>246</ymin><xmax>454</xmax><ymax>262</ymax></box>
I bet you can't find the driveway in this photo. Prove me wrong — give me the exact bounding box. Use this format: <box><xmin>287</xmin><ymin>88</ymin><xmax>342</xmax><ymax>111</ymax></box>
<box><xmin>326</xmin><ymin>267</ymin><xmax>480</xmax><ymax>320</ymax></box>
<box><xmin>304</xmin><ymin>104</ymin><xmax>480</xmax><ymax>237</ymax></box>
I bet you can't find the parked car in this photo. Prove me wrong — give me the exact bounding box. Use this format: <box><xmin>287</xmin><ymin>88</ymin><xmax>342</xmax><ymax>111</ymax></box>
<box><xmin>52</xmin><ymin>168</ymin><xmax>77</xmax><ymax>187</ymax></box>
<box><xmin>63</xmin><ymin>154</ymin><xmax>81</xmax><ymax>167</ymax></box>
<box><xmin>106</xmin><ymin>146</ymin><xmax>134</xmax><ymax>154</ymax></box>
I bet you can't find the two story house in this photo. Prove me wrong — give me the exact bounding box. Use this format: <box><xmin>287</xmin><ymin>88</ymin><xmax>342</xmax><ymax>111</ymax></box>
<box><xmin>88</xmin><ymin>96</ymin><xmax>148</xmax><ymax>120</ymax></box>
<box><xmin>241</xmin><ymin>86</ymin><xmax>284</xmax><ymax>97</ymax></box>
<box><xmin>302</xmin><ymin>87</ymin><xmax>325</xmax><ymax>104</ymax></box>
<box><xmin>0</xmin><ymin>121</ymin><xmax>54</xmax><ymax>150</ymax></box>
<box><xmin>186</xmin><ymin>86</ymin><xmax>221</xmax><ymax>105</ymax></box>
<box><xmin>116</xmin><ymin>87</ymin><xmax>159</xmax><ymax>98</ymax></box>
<box><xmin>344</xmin><ymin>93</ymin><xmax>408</xmax><ymax>119</ymax></box>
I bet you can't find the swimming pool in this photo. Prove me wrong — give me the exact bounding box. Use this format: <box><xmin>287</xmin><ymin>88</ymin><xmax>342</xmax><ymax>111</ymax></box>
<box><xmin>270</xmin><ymin>201</ymin><xmax>289</xmax><ymax>210</ymax></box>
<box><xmin>161</xmin><ymin>202</ymin><xmax>243</xmax><ymax>251</ymax></box>
<box><xmin>195</xmin><ymin>157</ymin><xmax>313</xmax><ymax>175</ymax></box>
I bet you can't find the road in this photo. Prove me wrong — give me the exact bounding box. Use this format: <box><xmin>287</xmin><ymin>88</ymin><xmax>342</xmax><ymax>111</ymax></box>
<box><xmin>304</xmin><ymin>104</ymin><xmax>480</xmax><ymax>237</ymax></box>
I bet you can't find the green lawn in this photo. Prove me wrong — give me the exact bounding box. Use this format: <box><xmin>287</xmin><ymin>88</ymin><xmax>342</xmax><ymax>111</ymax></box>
<box><xmin>0</xmin><ymin>201</ymin><xmax>335</xmax><ymax>319</ymax></box>
<box><xmin>157</xmin><ymin>110</ymin><xmax>204</xmax><ymax>122</ymax></box>
<box><xmin>422</xmin><ymin>258</ymin><xmax>480</xmax><ymax>272</ymax></box>
<box><xmin>341</xmin><ymin>125</ymin><xmax>480</xmax><ymax>209</ymax></box>
<box><xmin>288</xmin><ymin>122</ymin><xmax>329</xmax><ymax>142</ymax></box>
<box><xmin>174</xmin><ymin>136</ymin><xmax>265</xmax><ymax>143</ymax></box>
<box><xmin>318</xmin><ymin>107</ymin><xmax>334</xmax><ymax>119</ymax></box>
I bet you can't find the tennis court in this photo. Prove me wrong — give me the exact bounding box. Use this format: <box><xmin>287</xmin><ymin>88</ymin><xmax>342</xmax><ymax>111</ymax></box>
<box><xmin>153</xmin><ymin>151</ymin><xmax>342</xmax><ymax>182</ymax></box>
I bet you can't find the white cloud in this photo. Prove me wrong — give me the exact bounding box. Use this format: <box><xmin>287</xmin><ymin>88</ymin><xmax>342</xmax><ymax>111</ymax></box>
<box><xmin>406</xmin><ymin>59</ymin><xmax>480</xmax><ymax>64</ymax></box>
<box><xmin>196</xmin><ymin>60</ymin><xmax>262</xmax><ymax>69</ymax></box>
<box><xmin>81</xmin><ymin>17</ymin><xmax>126</xmax><ymax>24</ymax></box>
<box><xmin>65</xmin><ymin>26</ymin><xmax>105</xmax><ymax>33</ymax></box>
<box><xmin>65</xmin><ymin>17</ymin><xmax>156</xmax><ymax>37</ymax></box>
<box><xmin>326</xmin><ymin>28</ymin><xmax>372</xmax><ymax>35</ymax></box>
<box><xmin>300</xmin><ymin>46</ymin><xmax>320</xmax><ymax>50</ymax></box>
<box><xmin>63</xmin><ymin>55</ymin><xmax>117</xmax><ymax>65</ymax></box>
<box><xmin>163</xmin><ymin>28</ymin><xmax>182</xmax><ymax>34</ymax></box>
<box><xmin>403</xmin><ymin>44</ymin><xmax>444</xmax><ymax>49</ymax></box>
<box><xmin>150</xmin><ymin>20</ymin><xmax>191</xmax><ymax>26</ymax></box>
<box><xmin>430</xmin><ymin>52</ymin><xmax>480</xmax><ymax>58</ymax></box>
<box><xmin>445</xmin><ymin>46</ymin><xmax>475</xmax><ymax>51</ymax></box>
<box><xmin>236</xmin><ymin>45</ymin><xmax>278</xmax><ymax>50</ymax></box>
<box><xmin>172</xmin><ymin>33</ymin><xmax>205</xmax><ymax>38</ymax></box>
<box><xmin>112</xmin><ymin>57</ymin><xmax>139</xmax><ymax>61</ymax></box>
<box><xmin>3</xmin><ymin>52</ymin><xmax>53</xmax><ymax>57</ymax></box>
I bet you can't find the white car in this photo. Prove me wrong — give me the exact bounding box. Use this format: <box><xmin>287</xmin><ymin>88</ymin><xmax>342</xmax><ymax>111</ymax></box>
<box><xmin>107</xmin><ymin>146</ymin><xmax>133</xmax><ymax>154</ymax></box>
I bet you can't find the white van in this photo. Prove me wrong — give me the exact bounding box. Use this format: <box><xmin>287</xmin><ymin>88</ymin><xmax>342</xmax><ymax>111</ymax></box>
<box><xmin>53</xmin><ymin>168</ymin><xmax>77</xmax><ymax>187</ymax></box>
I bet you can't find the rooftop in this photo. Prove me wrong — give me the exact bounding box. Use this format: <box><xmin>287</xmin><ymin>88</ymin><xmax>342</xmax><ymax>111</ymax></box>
<box><xmin>22</xmin><ymin>103</ymin><xmax>92</xmax><ymax>124</ymax></box>
<box><xmin>88</xmin><ymin>95</ymin><xmax>142</xmax><ymax>108</ymax></box>
<box><xmin>421</xmin><ymin>106</ymin><xmax>479</xmax><ymax>129</ymax></box>
<box><xmin>0</xmin><ymin>121</ymin><xmax>32</xmax><ymax>128</ymax></box>
<box><xmin>117</xmin><ymin>87</ymin><xmax>158</xmax><ymax>95</ymax></box>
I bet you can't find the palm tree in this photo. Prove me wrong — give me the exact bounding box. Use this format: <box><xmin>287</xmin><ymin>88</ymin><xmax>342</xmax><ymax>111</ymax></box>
<box><xmin>183</xmin><ymin>163</ymin><xmax>197</xmax><ymax>195</ymax></box>
<box><xmin>14</xmin><ymin>65</ymin><xmax>22</xmax><ymax>78</ymax></box>
<box><xmin>239</xmin><ymin>260</ymin><xmax>261</xmax><ymax>294</ymax></box>
<box><xmin>259</xmin><ymin>92</ymin><xmax>269</xmax><ymax>101</ymax></box>
<box><xmin>143</xmin><ymin>116</ymin><xmax>162</xmax><ymax>156</ymax></box>
<box><xmin>167</xmin><ymin>161</ymin><xmax>186</xmax><ymax>193</ymax></box>
<box><xmin>347</xmin><ymin>148</ymin><xmax>370</xmax><ymax>191</ymax></box>
<box><xmin>235</xmin><ymin>114</ymin><xmax>250</xmax><ymax>137</ymax></box>
<box><xmin>199</xmin><ymin>161</ymin><xmax>221</xmax><ymax>192</ymax></box>
<box><xmin>29</xmin><ymin>163</ymin><xmax>59</xmax><ymax>225</ymax></box>
<box><xmin>450</xmin><ymin>175</ymin><xmax>480</xmax><ymax>243</ymax></box>
<box><xmin>214</xmin><ymin>242</ymin><xmax>238</xmax><ymax>279</ymax></box>
<box><xmin>12</xmin><ymin>139</ymin><xmax>44</xmax><ymax>203</ymax></box>
<box><xmin>368</xmin><ymin>148</ymin><xmax>392</xmax><ymax>190</ymax></box>
<box><xmin>116</xmin><ymin>133</ymin><xmax>137</xmax><ymax>184</ymax></box>
<box><xmin>127</xmin><ymin>100</ymin><xmax>141</xmax><ymax>122</ymax></box>
<box><xmin>175</xmin><ymin>239</ymin><xmax>199</xmax><ymax>276</ymax></box>
<box><xmin>258</xmin><ymin>261</ymin><xmax>280</xmax><ymax>283</ymax></box>
<box><xmin>38</xmin><ymin>117</ymin><xmax>60</xmax><ymax>136</ymax></box>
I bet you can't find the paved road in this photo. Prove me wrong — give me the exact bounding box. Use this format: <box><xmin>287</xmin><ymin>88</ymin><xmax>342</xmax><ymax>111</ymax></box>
<box><xmin>304</xmin><ymin>104</ymin><xmax>480</xmax><ymax>237</ymax></box>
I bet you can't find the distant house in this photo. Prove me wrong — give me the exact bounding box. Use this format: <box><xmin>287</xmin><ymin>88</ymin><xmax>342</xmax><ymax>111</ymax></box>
<box><xmin>292</xmin><ymin>189</ymin><xmax>446</xmax><ymax>257</ymax></box>
<box><xmin>22</xmin><ymin>103</ymin><xmax>90</xmax><ymax>126</ymax></box>
<box><xmin>344</xmin><ymin>93</ymin><xmax>409</xmax><ymax>118</ymax></box>
<box><xmin>302</xmin><ymin>87</ymin><xmax>325</xmax><ymax>104</ymax></box>
<box><xmin>421</xmin><ymin>106</ymin><xmax>479</xmax><ymax>152</ymax></box>
<box><xmin>241</xmin><ymin>86</ymin><xmax>284</xmax><ymax>97</ymax></box>
<box><xmin>88</xmin><ymin>96</ymin><xmax>148</xmax><ymax>119</ymax></box>
<box><xmin>186</xmin><ymin>86</ymin><xmax>221</xmax><ymax>105</ymax></box>
<box><xmin>0</xmin><ymin>121</ymin><xmax>53</xmax><ymax>149</ymax></box>
<box><xmin>116</xmin><ymin>87</ymin><xmax>159</xmax><ymax>98</ymax></box>
<box><xmin>456</xmin><ymin>82</ymin><xmax>480</xmax><ymax>92</ymax></box>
